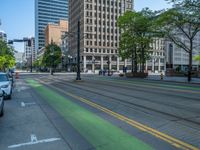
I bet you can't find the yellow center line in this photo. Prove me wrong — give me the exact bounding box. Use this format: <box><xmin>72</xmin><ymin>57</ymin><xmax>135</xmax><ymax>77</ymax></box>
<box><xmin>37</xmin><ymin>79</ymin><xmax>199</xmax><ymax>150</ymax></box>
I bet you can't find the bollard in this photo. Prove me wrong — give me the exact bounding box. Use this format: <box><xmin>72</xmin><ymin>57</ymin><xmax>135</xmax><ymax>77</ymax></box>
<box><xmin>15</xmin><ymin>72</ymin><xmax>19</xmax><ymax>79</ymax></box>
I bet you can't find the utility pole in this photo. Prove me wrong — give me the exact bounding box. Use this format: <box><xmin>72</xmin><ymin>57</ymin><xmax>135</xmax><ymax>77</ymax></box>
<box><xmin>30</xmin><ymin>54</ymin><xmax>33</xmax><ymax>73</ymax></box>
<box><xmin>76</xmin><ymin>18</ymin><xmax>81</xmax><ymax>80</ymax></box>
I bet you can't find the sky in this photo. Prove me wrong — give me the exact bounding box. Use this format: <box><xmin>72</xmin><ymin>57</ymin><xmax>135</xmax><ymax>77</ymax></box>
<box><xmin>0</xmin><ymin>0</ymin><xmax>171</xmax><ymax>53</ymax></box>
<box><xmin>0</xmin><ymin>0</ymin><xmax>34</xmax><ymax>52</ymax></box>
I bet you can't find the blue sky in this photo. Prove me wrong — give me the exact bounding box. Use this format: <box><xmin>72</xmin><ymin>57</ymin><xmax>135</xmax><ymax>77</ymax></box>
<box><xmin>0</xmin><ymin>0</ymin><xmax>34</xmax><ymax>52</ymax></box>
<box><xmin>0</xmin><ymin>0</ymin><xmax>171</xmax><ymax>52</ymax></box>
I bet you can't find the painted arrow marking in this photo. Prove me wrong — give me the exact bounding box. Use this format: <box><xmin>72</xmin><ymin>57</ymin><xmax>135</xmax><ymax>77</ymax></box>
<box><xmin>21</xmin><ymin>102</ymin><xmax>36</xmax><ymax>107</ymax></box>
<box><xmin>8</xmin><ymin>134</ymin><xmax>61</xmax><ymax>149</ymax></box>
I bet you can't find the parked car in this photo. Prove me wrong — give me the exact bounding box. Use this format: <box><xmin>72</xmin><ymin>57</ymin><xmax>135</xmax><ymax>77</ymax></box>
<box><xmin>0</xmin><ymin>89</ymin><xmax>4</xmax><ymax>117</ymax></box>
<box><xmin>0</xmin><ymin>72</ymin><xmax>12</xmax><ymax>99</ymax></box>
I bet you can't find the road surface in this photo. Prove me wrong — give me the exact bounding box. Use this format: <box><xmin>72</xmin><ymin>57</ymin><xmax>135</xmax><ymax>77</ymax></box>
<box><xmin>0</xmin><ymin>73</ymin><xmax>200</xmax><ymax>150</ymax></box>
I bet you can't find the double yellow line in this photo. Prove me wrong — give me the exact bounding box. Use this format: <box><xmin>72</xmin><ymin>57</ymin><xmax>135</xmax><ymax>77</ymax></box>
<box><xmin>38</xmin><ymin>79</ymin><xmax>199</xmax><ymax>150</ymax></box>
<box><xmin>65</xmin><ymin>92</ymin><xmax>199</xmax><ymax>150</ymax></box>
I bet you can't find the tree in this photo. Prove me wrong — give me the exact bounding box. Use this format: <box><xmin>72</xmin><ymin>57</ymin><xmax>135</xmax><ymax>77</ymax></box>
<box><xmin>33</xmin><ymin>56</ymin><xmax>43</xmax><ymax>71</ymax></box>
<box><xmin>42</xmin><ymin>43</ymin><xmax>62</xmax><ymax>75</ymax></box>
<box><xmin>194</xmin><ymin>55</ymin><xmax>200</xmax><ymax>71</ymax></box>
<box><xmin>156</xmin><ymin>0</ymin><xmax>200</xmax><ymax>82</ymax></box>
<box><xmin>118</xmin><ymin>10</ymin><xmax>155</xmax><ymax>73</ymax></box>
<box><xmin>0</xmin><ymin>40</ymin><xmax>15</xmax><ymax>71</ymax></box>
<box><xmin>194</xmin><ymin>55</ymin><xmax>200</xmax><ymax>61</ymax></box>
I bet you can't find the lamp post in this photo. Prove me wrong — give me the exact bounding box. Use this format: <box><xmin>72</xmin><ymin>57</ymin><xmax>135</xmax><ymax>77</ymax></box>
<box><xmin>67</xmin><ymin>55</ymin><xmax>72</xmax><ymax>72</ymax></box>
<box><xmin>107</xmin><ymin>56</ymin><xmax>111</xmax><ymax>76</ymax></box>
<box><xmin>61</xmin><ymin>54</ymin><xmax>66</xmax><ymax>71</ymax></box>
<box><xmin>92</xmin><ymin>58</ymin><xmax>96</xmax><ymax>74</ymax></box>
<box><xmin>30</xmin><ymin>51</ymin><xmax>33</xmax><ymax>73</ymax></box>
<box><xmin>198</xmin><ymin>52</ymin><xmax>200</xmax><ymax>72</ymax></box>
<box><xmin>50</xmin><ymin>52</ymin><xmax>54</xmax><ymax>75</ymax></box>
<box><xmin>153</xmin><ymin>57</ymin><xmax>158</xmax><ymax>73</ymax></box>
<box><xmin>50</xmin><ymin>46</ymin><xmax>54</xmax><ymax>75</ymax></box>
<box><xmin>76</xmin><ymin>18</ymin><xmax>81</xmax><ymax>80</ymax></box>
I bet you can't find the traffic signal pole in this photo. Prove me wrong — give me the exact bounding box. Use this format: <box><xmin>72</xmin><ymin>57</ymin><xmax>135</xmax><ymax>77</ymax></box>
<box><xmin>76</xmin><ymin>18</ymin><xmax>81</xmax><ymax>80</ymax></box>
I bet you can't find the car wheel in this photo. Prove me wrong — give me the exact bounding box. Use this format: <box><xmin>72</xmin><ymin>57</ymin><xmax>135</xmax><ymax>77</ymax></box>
<box><xmin>7</xmin><ymin>94</ymin><xmax>12</xmax><ymax>100</ymax></box>
<box><xmin>0</xmin><ymin>107</ymin><xmax>4</xmax><ymax>117</ymax></box>
<box><xmin>7</xmin><ymin>89</ymin><xmax>12</xmax><ymax>100</ymax></box>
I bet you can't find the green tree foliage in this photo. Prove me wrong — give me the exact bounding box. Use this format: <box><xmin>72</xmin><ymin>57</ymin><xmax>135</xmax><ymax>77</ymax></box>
<box><xmin>118</xmin><ymin>10</ymin><xmax>155</xmax><ymax>73</ymax></box>
<box><xmin>42</xmin><ymin>43</ymin><xmax>62</xmax><ymax>74</ymax></box>
<box><xmin>194</xmin><ymin>55</ymin><xmax>200</xmax><ymax>62</ymax></box>
<box><xmin>33</xmin><ymin>56</ymin><xmax>43</xmax><ymax>69</ymax></box>
<box><xmin>0</xmin><ymin>39</ymin><xmax>15</xmax><ymax>71</ymax></box>
<box><xmin>156</xmin><ymin>0</ymin><xmax>200</xmax><ymax>81</ymax></box>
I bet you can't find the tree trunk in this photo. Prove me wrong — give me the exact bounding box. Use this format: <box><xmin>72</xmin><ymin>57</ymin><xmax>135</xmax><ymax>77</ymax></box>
<box><xmin>50</xmin><ymin>67</ymin><xmax>53</xmax><ymax>75</ymax></box>
<box><xmin>134</xmin><ymin>47</ymin><xmax>137</xmax><ymax>73</ymax></box>
<box><xmin>188</xmin><ymin>40</ymin><xmax>193</xmax><ymax>82</ymax></box>
<box><xmin>142</xmin><ymin>47</ymin><xmax>145</xmax><ymax>73</ymax></box>
<box><xmin>131</xmin><ymin>49</ymin><xmax>134</xmax><ymax>73</ymax></box>
<box><xmin>140</xmin><ymin>51</ymin><xmax>142</xmax><ymax>72</ymax></box>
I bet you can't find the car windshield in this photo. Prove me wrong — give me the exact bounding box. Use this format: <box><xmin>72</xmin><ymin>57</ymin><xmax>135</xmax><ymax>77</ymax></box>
<box><xmin>0</xmin><ymin>74</ymin><xmax>9</xmax><ymax>82</ymax></box>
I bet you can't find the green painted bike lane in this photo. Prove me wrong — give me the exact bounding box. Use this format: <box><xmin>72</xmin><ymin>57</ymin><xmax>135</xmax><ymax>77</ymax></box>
<box><xmin>26</xmin><ymin>79</ymin><xmax>153</xmax><ymax>150</ymax></box>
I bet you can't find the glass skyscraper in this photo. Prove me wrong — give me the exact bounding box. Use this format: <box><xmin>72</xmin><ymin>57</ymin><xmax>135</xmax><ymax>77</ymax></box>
<box><xmin>35</xmin><ymin>0</ymin><xmax>68</xmax><ymax>51</ymax></box>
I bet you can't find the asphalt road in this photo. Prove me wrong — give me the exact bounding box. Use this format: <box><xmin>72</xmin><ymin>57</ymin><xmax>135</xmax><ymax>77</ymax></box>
<box><xmin>0</xmin><ymin>73</ymin><xmax>200</xmax><ymax>150</ymax></box>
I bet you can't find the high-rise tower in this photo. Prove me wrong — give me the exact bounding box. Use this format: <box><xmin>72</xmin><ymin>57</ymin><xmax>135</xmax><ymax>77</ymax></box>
<box><xmin>69</xmin><ymin>0</ymin><xmax>133</xmax><ymax>72</ymax></box>
<box><xmin>35</xmin><ymin>0</ymin><xmax>68</xmax><ymax>51</ymax></box>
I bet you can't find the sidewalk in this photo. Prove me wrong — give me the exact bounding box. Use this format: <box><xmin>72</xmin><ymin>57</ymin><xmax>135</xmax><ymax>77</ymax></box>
<box><xmin>146</xmin><ymin>75</ymin><xmax>200</xmax><ymax>84</ymax></box>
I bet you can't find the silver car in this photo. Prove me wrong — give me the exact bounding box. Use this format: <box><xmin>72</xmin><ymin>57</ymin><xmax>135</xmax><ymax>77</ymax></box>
<box><xmin>0</xmin><ymin>89</ymin><xmax>4</xmax><ymax>117</ymax></box>
<box><xmin>0</xmin><ymin>72</ymin><xmax>12</xmax><ymax>99</ymax></box>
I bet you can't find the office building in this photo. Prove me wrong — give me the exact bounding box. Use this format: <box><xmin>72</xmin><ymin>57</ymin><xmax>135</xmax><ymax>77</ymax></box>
<box><xmin>69</xmin><ymin>0</ymin><xmax>133</xmax><ymax>73</ymax></box>
<box><xmin>45</xmin><ymin>20</ymin><xmax>68</xmax><ymax>47</ymax></box>
<box><xmin>166</xmin><ymin>32</ymin><xmax>200</xmax><ymax>71</ymax></box>
<box><xmin>146</xmin><ymin>38</ymin><xmax>166</xmax><ymax>72</ymax></box>
<box><xmin>35</xmin><ymin>0</ymin><xmax>68</xmax><ymax>51</ymax></box>
<box><xmin>0</xmin><ymin>30</ymin><xmax>7</xmax><ymax>41</ymax></box>
<box><xmin>24</xmin><ymin>37</ymin><xmax>36</xmax><ymax>63</ymax></box>
<box><xmin>14</xmin><ymin>52</ymin><xmax>25</xmax><ymax>69</ymax></box>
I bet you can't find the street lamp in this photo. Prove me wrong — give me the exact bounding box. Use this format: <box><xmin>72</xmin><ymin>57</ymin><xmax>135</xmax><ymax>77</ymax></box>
<box><xmin>50</xmin><ymin>46</ymin><xmax>54</xmax><ymax>75</ymax></box>
<box><xmin>67</xmin><ymin>55</ymin><xmax>73</xmax><ymax>72</ymax></box>
<box><xmin>29</xmin><ymin>48</ymin><xmax>33</xmax><ymax>73</ymax></box>
<box><xmin>76</xmin><ymin>18</ymin><xmax>81</xmax><ymax>80</ymax></box>
<box><xmin>152</xmin><ymin>57</ymin><xmax>158</xmax><ymax>73</ymax></box>
<box><xmin>92</xmin><ymin>55</ymin><xmax>96</xmax><ymax>73</ymax></box>
<box><xmin>61</xmin><ymin>54</ymin><xmax>66</xmax><ymax>71</ymax></box>
<box><xmin>106</xmin><ymin>56</ymin><xmax>111</xmax><ymax>76</ymax></box>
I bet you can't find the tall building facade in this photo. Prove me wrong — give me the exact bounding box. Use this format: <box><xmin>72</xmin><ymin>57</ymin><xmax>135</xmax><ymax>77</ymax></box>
<box><xmin>45</xmin><ymin>20</ymin><xmax>68</xmax><ymax>47</ymax></box>
<box><xmin>24</xmin><ymin>37</ymin><xmax>36</xmax><ymax>63</ymax></box>
<box><xmin>146</xmin><ymin>38</ymin><xmax>166</xmax><ymax>72</ymax></box>
<box><xmin>166</xmin><ymin>32</ymin><xmax>200</xmax><ymax>71</ymax></box>
<box><xmin>35</xmin><ymin>0</ymin><xmax>68</xmax><ymax>51</ymax></box>
<box><xmin>69</xmin><ymin>0</ymin><xmax>133</xmax><ymax>72</ymax></box>
<box><xmin>0</xmin><ymin>30</ymin><xmax>7</xmax><ymax>41</ymax></box>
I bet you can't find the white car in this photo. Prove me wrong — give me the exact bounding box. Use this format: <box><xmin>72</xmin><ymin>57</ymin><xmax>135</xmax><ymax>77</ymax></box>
<box><xmin>0</xmin><ymin>72</ymin><xmax>12</xmax><ymax>99</ymax></box>
<box><xmin>0</xmin><ymin>89</ymin><xmax>4</xmax><ymax>117</ymax></box>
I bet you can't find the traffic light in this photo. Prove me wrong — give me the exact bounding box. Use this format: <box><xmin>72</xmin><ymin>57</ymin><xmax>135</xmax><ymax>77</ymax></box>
<box><xmin>28</xmin><ymin>39</ymin><xmax>31</xmax><ymax>47</ymax></box>
<box><xmin>8</xmin><ymin>40</ymin><xmax>13</xmax><ymax>45</ymax></box>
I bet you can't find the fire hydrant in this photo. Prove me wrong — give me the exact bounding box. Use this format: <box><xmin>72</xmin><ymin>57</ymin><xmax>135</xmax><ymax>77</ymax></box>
<box><xmin>160</xmin><ymin>72</ymin><xmax>163</xmax><ymax>80</ymax></box>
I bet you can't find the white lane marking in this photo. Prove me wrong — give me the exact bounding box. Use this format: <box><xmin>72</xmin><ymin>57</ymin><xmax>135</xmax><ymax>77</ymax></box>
<box><xmin>31</xmin><ymin>134</ymin><xmax>38</xmax><ymax>142</ymax></box>
<box><xmin>17</xmin><ymin>86</ymin><xmax>29</xmax><ymax>92</ymax></box>
<box><xmin>21</xmin><ymin>102</ymin><xmax>36</xmax><ymax>107</ymax></box>
<box><xmin>21</xmin><ymin>102</ymin><xmax>25</xmax><ymax>107</ymax></box>
<box><xmin>8</xmin><ymin>134</ymin><xmax>61</xmax><ymax>149</ymax></box>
